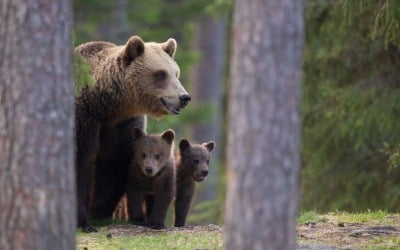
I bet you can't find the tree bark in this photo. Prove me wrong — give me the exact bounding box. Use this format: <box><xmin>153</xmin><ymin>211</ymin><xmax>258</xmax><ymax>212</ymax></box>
<box><xmin>225</xmin><ymin>0</ymin><xmax>304</xmax><ymax>249</ymax></box>
<box><xmin>190</xmin><ymin>14</ymin><xmax>226</xmax><ymax>205</ymax></box>
<box><xmin>0</xmin><ymin>1</ymin><xmax>75</xmax><ymax>249</ymax></box>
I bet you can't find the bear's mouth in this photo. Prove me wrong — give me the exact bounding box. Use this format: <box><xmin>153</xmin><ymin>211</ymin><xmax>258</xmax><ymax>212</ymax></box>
<box><xmin>160</xmin><ymin>97</ymin><xmax>180</xmax><ymax>115</ymax></box>
<box><xmin>193</xmin><ymin>174</ymin><xmax>206</xmax><ymax>182</ymax></box>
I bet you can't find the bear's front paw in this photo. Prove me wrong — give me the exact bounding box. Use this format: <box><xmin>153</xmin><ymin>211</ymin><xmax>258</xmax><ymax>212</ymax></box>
<box><xmin>131</xmin><ymin>218</ymin><xmax>146</xmax><ymax>226</ymax></box>
<box><xmin>147</xmin><ymin>223</ymin><xmax>165</xmax><ymax>230</ymax></box>
<box><xmin>82</xmin><ymin>224</ymin><xmax>98</xmax><ymax>233</ymax></box>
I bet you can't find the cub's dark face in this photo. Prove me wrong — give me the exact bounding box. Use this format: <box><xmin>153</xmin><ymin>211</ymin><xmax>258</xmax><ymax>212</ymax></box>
<box><xmin>132</xmin><ymin>129</ymin><xmax>175</xmax><ymax>177</ymax></box>
<box><xmin>122</xmin><ymin>36</ymin><xmax>190</xmax><ymax>117</ymax></box>
<box><xmin>179</xmin><ymin>139</ymin><xmax>215</xmax><ymax>182</ymax></box>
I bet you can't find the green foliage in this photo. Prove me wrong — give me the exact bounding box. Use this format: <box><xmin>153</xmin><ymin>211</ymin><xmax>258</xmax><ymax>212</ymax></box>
<box><xmin>340</xmin><ymin>0</ymin><xmax>400</xmax><ymax>47</ymax></box>
<box><xmin>73</xmin><ymin>54</ymin><xmax>94</xmax><ymax>95</ymax></box>
<box><xmin>302</xmin><ymin>0</ymin><xmax>400</xmax><ymax>212</ymax></box>
<box><xmin>382</xmin><ymin>143</ymin><xmax>400</xmax><ymax>169</ymax></box>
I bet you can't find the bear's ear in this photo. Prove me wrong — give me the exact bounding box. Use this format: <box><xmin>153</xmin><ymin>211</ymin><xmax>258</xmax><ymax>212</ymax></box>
<box><xmin>161</xmin><ymin>129</ymin><xmax>175</xmax><ymax>145</ymax></box>
<box><xmin>132</xmin><ymin>128</ymin><xmax>145</xmax><ymax>140</ymax></box>
<box><xmin>161</xmin><ymin>38</ymin><xmax>177</xmax><ymax>58</ymax></box>
<box><xmin>179</xmin><ymin>139</ymin><xmax>191</xmax><ymax>153</ymax></box>
<box><xmin>123</xmin><ymin>36</ymin><xmax>145</xmax><ymax>66</ymax></box>
<box><xmin>203</xmin><ymin>141</ymin><xmax>215</xmax><ymax>152</ymax></box>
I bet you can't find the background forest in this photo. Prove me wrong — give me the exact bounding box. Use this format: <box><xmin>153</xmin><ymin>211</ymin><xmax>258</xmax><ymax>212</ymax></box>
<box><xmin>74</xmin><ymin>0</ymin><xmax>400</xmax><ymax>225</ymax></box>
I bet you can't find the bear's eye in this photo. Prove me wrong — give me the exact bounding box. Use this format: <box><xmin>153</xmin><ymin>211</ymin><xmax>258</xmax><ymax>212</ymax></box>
<box><xmin>193</xmin><ymin>159</ymin><xmax>199</xmax><ymax>165</ymax></box>
<box><xmin>142</xmin><ymin>153</ymin><xmax>147</xmax><ymax>159</ymax></box>
<box><xmin>155</xmin><ymin>154</ymin><xmax>161</xmax><ymax>160</ymax></box>
<box><xmin>206</xmin><ymin>159</ymin><xmax>210</xmax><ymax>165</ymax></box>
<box><xmin>153</xmin><ymin>70</ymin><xmax>167</xmax><ymax>81</ymax></box>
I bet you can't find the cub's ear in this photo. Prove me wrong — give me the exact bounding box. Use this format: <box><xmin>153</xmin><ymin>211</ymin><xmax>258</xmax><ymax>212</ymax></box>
<box><xmin>123</xmin><ymin>36</ymin><xmax>145</xmax><ymax>66</ymax></box>
<box><xmin>203</xmin><ymin>141</ymin><xmax>215</xmax><ymax>152</ymax></box>
<box><xmin>161</xmin><ymin>38</ymin><xmax>177</xmax><ymax>58</ymax></box>
<box><xmin>179</xmin><ymin>139</ymin><xmax>191</xmax><ymax>152</ymax></box>
<box><xmin>132</xmin><ymin>128</ymin><xmax>145</xmax><ymax>140</ymax></box>
<box><xmin>161</xmin><ymin>129</ymin><xmax>175</xmax><ymax>145</ymax></box>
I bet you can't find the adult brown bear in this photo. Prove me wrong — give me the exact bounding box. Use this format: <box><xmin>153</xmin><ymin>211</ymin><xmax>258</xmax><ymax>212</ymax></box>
<box><xmin>75</xmin><ymin>36</ymin><xmax>190</xmax><ymax>232</ymax></box>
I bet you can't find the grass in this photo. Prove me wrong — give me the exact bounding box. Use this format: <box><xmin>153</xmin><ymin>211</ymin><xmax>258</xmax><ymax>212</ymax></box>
<box><xmin>76</xmin><ymin>225</ymin><xmax>223</xmax><ymax>250</ymax></box>
<box><xmin>297</xmin><ymin>211</ymin><xmax>321</xmax><ymax>224</ymax></box>
<box><xmin>77</xmin><ymin>231</ymin><xmax>222</xmax><ymax>250</ymax></box>
<box><xmin>76</xmin><ymin>211</ymin><xmax>400</xmax><ymax>249</ymax></box>
<box><xmin>332</xmin><ymin>210</ymin><xmax>389</xmax><ymax>224</ymax></box>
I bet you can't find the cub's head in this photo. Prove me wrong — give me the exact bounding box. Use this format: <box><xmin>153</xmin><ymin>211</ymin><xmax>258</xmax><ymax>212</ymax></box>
<box><xmin>132</xmin><ymin>128</ymin><xmax>175</xmax><ymax>177</ymax></box>
<box><xmin>75</xmin><ymin>36</ymin><xmax>190</xmax><ymax>118</ymax></box>
<box><xmin>178</xmin><ymin>139</ymin><xmax>215</xmax><ymax>182</ymax></box>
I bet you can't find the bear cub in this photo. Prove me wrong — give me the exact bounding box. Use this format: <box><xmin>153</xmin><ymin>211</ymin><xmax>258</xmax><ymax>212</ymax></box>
<box><xmin>174</xmin><ymin>139</ymin><xmax>215</xmax><ymax>227</ymax></box>
<box><xmin>126</xmin><ymin>128</ymin><xmax>175</xmax><ymax>229</ymax></box>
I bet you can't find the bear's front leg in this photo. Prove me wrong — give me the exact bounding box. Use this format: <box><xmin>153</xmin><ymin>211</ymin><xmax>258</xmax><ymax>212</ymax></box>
<box><xmin>91</xmin><ymin>117</ymin><xmax>146</xmax><ymax>220</ymax></box>
<box><xmin>174</xmin><ymin>192</ymin><xmax>193</xmax><ymax>227</ymax></box>
<box><xmin>76</xmin><ymin>112</ymin><xmax>101</xmax><ymax>233</ymax></box>
<box><xmin>147</xmin><ymin>177</ymin><xmax>174</xmax><ymax>229</ymax></box>
<box><xmin>127</xmin><ymin>191</ymin><xmax>146</xmax><ymax>226</ymax></box>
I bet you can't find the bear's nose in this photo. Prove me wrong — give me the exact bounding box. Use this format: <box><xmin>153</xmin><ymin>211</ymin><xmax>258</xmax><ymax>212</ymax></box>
<box><xmin>200</xmin><ymin>170</ymin><xmax>208</xmax><ymax>177</ymax></box>
<box><xmin>179</xmin><ymin>94</ymin><xmax>191</xmax><ymax>107</ymax></box>
<box><xmin>145</xmin><ymin>167</ymin><xmax>153</xmax><ymax>175</ymax></box>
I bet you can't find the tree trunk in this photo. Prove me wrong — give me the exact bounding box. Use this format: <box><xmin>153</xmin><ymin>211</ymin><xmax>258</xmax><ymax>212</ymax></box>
<box><xmin>0</xmin><ymin>1</ymin><xmax>75</xmax><ymax>249</ymax></box>
<box><xmin>190</xmin><ymin>14</ymin><xmax>226</xmax><ymax>206</ymax></box>
<box><xmin>98</xmin><ymin>0</ymin><xmax>129</xmax><ymax>44</ymax></box>
<box><xmin>225</xmin><ymin>0</ymin><xmax>304</xmax><ymax>249</ymax></box>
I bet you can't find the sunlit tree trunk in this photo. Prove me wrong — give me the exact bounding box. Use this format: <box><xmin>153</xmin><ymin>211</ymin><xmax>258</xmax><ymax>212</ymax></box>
<box><xmin>225</xmin><ymin>0</ymin><xmax>304</xmax><ymax>249</ymax></box>
<box><xmin>0</xmin><ymin>1</ymin><xmax>75</xmax><ymax>249</ymax></box>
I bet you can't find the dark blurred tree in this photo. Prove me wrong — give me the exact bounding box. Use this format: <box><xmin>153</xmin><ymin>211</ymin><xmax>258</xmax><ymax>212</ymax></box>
<box><xmin>188</xmin><ymin>13</ymin><xmax>227</xmax><ymax>223</ymax></box>
<box><xmin>301</xmin><ymin>0</ymin><xmax>400</xmax><ymax>211</ymax></box>
<box><xmin>0</xmin><ymin>0</ymin><xmax>75</xmax><ymax>249</ymax></box>
<box><xmin>225</xmin><ymin>0</ymin><xmax>303</xmax><ymax>249</ymax></box>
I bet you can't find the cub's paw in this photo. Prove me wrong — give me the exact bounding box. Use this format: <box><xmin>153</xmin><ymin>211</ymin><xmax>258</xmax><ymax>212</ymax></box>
<box><xmin>147</xmin><ymin>223</ymin><xmax>165</xmax><ymax>230</ymax></box>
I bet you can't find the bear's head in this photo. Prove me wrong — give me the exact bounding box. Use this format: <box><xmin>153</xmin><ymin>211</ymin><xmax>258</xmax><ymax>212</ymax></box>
<box><xmin>132</xmin><ymin>128</ymin><xmax>175</xmax><ymax>177</ymax></box>
<box><xmin>178</xmin><ymin>139</ymin><xmax>215</xmax><ymax>182</ymax></box>
<box><xmin>75</xmin><ymin>36</ymin><xmax>190</xmax><ymax>118</ymax></box>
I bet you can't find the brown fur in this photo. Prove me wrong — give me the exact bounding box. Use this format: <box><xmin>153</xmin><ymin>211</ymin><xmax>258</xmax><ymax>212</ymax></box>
<box><xmin>174</xmin><ymin>139</ymin><xmax>215</xmax><ymax>227</ymax></box>
<box><xmin>89</xmin><ymin>116</ymin><xmax>146</xmax><ymax>220</ymax></box>
<box><xmin>74</xmin><ymin>36</ymin><xmax>189</xmax><ymax>232</ymax></box>
<box><xmin>126</xmin><ymin>129</ymin><xmax>175</xmax><ymax>229</ymax></box>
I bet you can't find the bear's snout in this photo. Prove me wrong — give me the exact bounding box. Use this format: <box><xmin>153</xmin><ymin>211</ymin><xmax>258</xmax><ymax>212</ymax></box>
<box><xmin>145</xmin><ymin>166</ymin><xmax>153</xmax><ymax>175</ymax></box>
<box><xmin>200</xmin><ymin>170</ymin><xmax>208</xmax><ymax>177</ymax></box>
<box><xmin>179</xmin><ymin>94</ymin><xmax>191</xmax><ymax>108</ymax></box>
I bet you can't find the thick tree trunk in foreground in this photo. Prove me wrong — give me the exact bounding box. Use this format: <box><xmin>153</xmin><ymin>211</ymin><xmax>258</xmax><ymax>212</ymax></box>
<box><xmin>0</xmin><ymin>1</ymin><xmax>75</xmax><ymax>249</ymax></box>
<box><xmin>225</xmin><ymin>0</ymin><xmax>304</xmax><ymax>249</ymax></box>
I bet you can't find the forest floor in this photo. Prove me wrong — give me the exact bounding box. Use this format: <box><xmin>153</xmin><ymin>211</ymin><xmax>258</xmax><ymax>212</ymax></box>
<box><xmin>297</xmin><ymin>211</ymin><xmax>400</xmax><ymax>249</ymax></box>
<box><xmin>76</xmin><ymin>211</ymin><xmax>400</xmax><ymax>250</ymax></box>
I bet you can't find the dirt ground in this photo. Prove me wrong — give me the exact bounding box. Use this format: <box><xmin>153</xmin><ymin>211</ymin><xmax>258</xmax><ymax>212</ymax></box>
<box><xmin>297</xmin><ymin>213</ymin><xmax>400</xmax><ymax>249</ymax></box>
<box><xmin>104</xmin><ymin>224</ymin><xmax>223</xmax><ymax>237</ymax></box>
<box><xmin>86</xmin><ymin>214</ymin><xmax>400</xmax><ymax>249</ymax></box>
